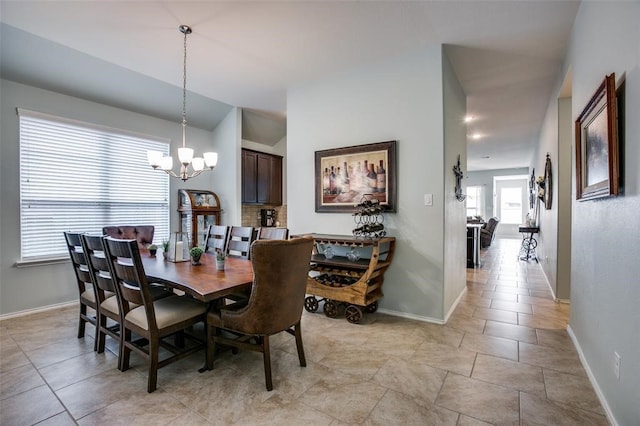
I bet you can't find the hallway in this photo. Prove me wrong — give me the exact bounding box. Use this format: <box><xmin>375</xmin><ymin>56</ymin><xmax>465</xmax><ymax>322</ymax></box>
<box><xmin>0</xmin><ymin>238</ymin><xmax>608</xmax><ymax>424</ymax></box>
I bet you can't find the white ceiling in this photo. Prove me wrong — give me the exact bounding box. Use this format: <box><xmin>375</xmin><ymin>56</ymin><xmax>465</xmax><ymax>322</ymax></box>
<box><xmin>0</xmin><ymin>1</ymin><xmax>580</xmax><ymax>170</ymax></box>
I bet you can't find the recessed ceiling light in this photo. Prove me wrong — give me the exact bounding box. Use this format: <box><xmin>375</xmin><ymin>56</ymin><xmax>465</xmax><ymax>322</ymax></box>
<box><xmin>464</xmin><ymin>115</ymin><xmax>475</xmax><ymax>123</ymax></box>
<box><xmin>469</xmin><ymin>133</ymin><xmax>483</xmax><ymax>140</ymax></box>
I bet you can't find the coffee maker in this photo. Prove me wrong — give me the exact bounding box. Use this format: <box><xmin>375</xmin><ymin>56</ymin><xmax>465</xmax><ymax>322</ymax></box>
<box><xmin>260</xmin><ymin>208</ymin><xmax>276</xmax><ymax>227</ymax></box>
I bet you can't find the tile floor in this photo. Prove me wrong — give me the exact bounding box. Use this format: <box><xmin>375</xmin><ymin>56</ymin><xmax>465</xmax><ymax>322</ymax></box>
<box><xmin>1</xmin><ymin>238</ymin><xmax>609</xmax><ymax>425</ymax></box>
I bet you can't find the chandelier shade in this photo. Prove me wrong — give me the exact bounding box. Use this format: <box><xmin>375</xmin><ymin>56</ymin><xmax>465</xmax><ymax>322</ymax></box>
<box><xmin>147</xmin><ymin>24</ymin><xmax>218</xmax><ymax>181</ymax></box>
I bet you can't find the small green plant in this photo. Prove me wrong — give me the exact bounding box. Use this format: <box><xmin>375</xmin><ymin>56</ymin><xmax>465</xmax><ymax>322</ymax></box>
<box><xmin>215</xmin><ymin>248</ymin><xmax>226</xmax><ymax>261</ymax></box>
<box><xmin>189</xmin><ymin>246</ymin><xmax>204</xmax><ymax>258</ymax></box>
<box><xmin>148</xmin><ymin>244</ymin><xmax>157</xmax><ymax>251</ymax></box>
<box><xmin>162</xmin><ymin>239</ymin><xmax>170</xmax><ymax>252</ymax></box>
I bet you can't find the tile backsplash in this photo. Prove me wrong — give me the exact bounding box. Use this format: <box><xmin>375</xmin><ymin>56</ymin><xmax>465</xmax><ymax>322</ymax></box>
<box><xmin>241</xmin><ymin>204</ymin><xmax>287</xmax><ymax>228</ymax></box>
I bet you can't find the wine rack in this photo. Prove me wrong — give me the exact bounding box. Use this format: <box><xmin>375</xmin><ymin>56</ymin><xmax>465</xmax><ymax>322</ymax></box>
<box><xmin>293</xmin><ymin>233</ymin><xmax>396</xmax><ymax>324</ymax></box>
<box><xmin>352</xmin><ymin>195</ymin><xmax>386</xmax><ymax>238</ymax></box>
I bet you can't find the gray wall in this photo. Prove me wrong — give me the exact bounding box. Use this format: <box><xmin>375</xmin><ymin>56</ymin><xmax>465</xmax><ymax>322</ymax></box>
<box><xmin>561</xmin><ymin>2</ymin><xmax>640</xmax><ymax>424</ymax></box>
<box><xmin>466</xmin><ymin>167</ymin><xmax>529</xmax><ymax>219</ymax></box>
<box><xmin>287</xmin><ymin>46</ymin><xmax>466</xmax><ymax>322</ymax></box>
<box><xmin>0</xmin><ymin>80</ymin><xmax>239</xmax><ymax>315</ymax></box>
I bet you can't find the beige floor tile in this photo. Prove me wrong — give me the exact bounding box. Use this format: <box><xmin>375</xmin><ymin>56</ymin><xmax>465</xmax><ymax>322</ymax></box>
<box><xmin>77</xmin><ymin>388</ymin><xmax>199</xmax><ymax>425</ymax></box>
<box><xmin>445</xmin><ymin>312</ymin><xmax>487</xmax><ymax>334</ymax></box>
<box><xmin>298</xmin><ymin>375</ymin><xmax>387</xmax><ymax>424</ymax></box>
<box><xmin>435</xmin><ymin>373</ymin><xmax>520</xmax><ymax>425</ymax></box>
<box><xmin>39</xmin><ymin>350</ymin><xmax>119</xmax><ymax>390</ymax></box>
<box><xmin>460</xmin><ymin>332</ymin><xmax>519</xmax><ymax>361</ymax></box>
<box><xmin>518</xmin><ymin>312</ymin><xmax>567</xmax><ymax>330</ymax></box>
<box><xmin>24</xmin><ymin>337</ymin><xmax>95</xmax><ymax>369</ymax></box>
<box><xmin>490</xmin><ymin>299</ymin><xmax>533</xmax><ymax>314</ymax></box>
<box><xmin>372</xmin><ymin>356</ymin><xmax>447</xmax><ymax>404</ymax></box>
<box><xmin>543</xmin><ymin>369</ymin><xmax>605</xmax><ymax>415</ymax></box>
<box><xmin>481</xmin><ymin>291</ymin><xmax>518</xmax><ymax>302</ymax></box>
<box><xmin>412</xmin><ymin>341</ymin><xmax>478</xmax><ymax>377</ymax></box>
<box><xmin>472</xmin><ymin>353</ymin><xmax>545</xmax><ymax>396</ymax></box>
<box><xmin>519</xmin><ymin>342</ymin><xmax>586</xmax><ymax>376</ymax></box>
<box><xmin>414</xmin><ymin>322</ymin><xmax>465</xmax><ymax>348</ymax></box>
<box><xmin>520</xmin><ymin>391</ymin><xmax>609</xmax><ymax>425</ymax></box>
<box><xmin>0</xmin><ymin>363</ymin><xmax>45</xmax><ymax>399</ymax></box>
<box><xmin>0</xmin><ymin>385</ymin><xmax>66</xmax><ymax>425</ymax></box>
<box><xmin>366</xmin><ymin>389</ymin><xmax>459</xmax><ymax>425</ymax></box>
<box><xmin>55</xmin><ymin>368</ymin><xmax>148</xmax><ymax>419</ymax></box>
<box><xmin>473</xmin><ymin>307</ymin><xmax>519</xmax><ymax>325</ymax></box>
<box><xmin>38</xmin><ymin>411</ymin><xmax>77</xmax><ymax>426</ymax></box>
<box><xmin>457</xmin><ymin>414</ymin><xmax>494</xmax><ymax>425</ymax></box>
<box><xmin>495</xmin><ymin>285</ymin><xmax>531</xmax><ymax>295</ymax></box>
<box><xmin>484</xmin><ymin>320</ymin><xmax>537</xmax><ymax>344</ymax></box>
<box><xmin>234</xmin><ymin>394</ymin><xmax>335</xmax><ymax>425</ymax></box>
<box><xmin>518</xmin><ymin>294</ymin><xmax>557</xmax><ymax>306</ymax></box>
<box><xmin>317</xmin><ymin>343</ymin><xmax>389</xmax><ymax>380</ymax></box>
<box><xmin>0</xmin><ymin>337</ymin><xmax>31</xmax><ymax>372</ymax></box>
<box><xmin>536</xmin><ymin>328</ymin><xmax>575</xmax><ymax>350</ymax></box>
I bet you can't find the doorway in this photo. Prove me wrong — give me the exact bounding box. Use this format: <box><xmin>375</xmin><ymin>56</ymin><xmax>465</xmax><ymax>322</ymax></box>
<box><xmin>493</xmin><ymin>176</ymin><xmax>528</xmax><ymax>238</ymax></box>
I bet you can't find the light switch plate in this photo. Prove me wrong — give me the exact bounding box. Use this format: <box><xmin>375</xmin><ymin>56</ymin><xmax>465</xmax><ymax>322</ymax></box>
<box><xmin>424</xmin><ymin>194</ymin><xmax>433</xmax><ymax>206</ymax></box>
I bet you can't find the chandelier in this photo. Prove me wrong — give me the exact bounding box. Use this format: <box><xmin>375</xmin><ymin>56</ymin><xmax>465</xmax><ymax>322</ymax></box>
<box><xmin>147</xmin><ymin>25</ymin><xmax>217</xmax><ymax>181</ymax></box>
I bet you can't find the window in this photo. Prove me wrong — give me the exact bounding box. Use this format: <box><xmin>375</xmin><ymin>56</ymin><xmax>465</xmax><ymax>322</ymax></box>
<box><xmin>466</xmin><ymin>185</ymin><xmax>484</xmax><ymax>218</ymax></box>
<box><xmin>19</xmin><ymin>109</ymin><xmax>170</xmax><ymax>261</ymax></box>
<box><xmin>499</xmin><ymin>187</ymin><xmax>523</xmax><ymax>224</ymax></box>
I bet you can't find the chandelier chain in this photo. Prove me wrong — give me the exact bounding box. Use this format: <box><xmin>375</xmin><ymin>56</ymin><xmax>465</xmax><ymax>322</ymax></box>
<box><xmin>182</xmin><ymin>26</ymin><xmax>188</xmax><ymax>141</ymax></box>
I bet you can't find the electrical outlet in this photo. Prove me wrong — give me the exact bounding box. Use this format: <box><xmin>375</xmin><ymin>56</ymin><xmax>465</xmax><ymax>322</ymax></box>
<box><xmin>614</xmin><ymin>352</ymin><xmax>621</xmax><ymax>379</ymax></box>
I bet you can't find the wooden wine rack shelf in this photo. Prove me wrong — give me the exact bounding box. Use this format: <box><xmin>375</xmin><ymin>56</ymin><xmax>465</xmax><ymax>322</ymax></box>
<box><xmin>294</xmin><ymin>233</ymin><xmax>396</xmax><ymax>323</ymax></box>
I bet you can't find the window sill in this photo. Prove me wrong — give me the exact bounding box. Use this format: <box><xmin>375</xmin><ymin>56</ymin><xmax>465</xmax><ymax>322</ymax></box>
<box><xmin>14</xmin><ymin>257</ymin><xmax>69</xmax><ymax>268</ymax></box>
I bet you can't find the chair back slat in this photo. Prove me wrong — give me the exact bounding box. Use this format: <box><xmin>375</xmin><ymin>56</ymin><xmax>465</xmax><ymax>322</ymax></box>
<box><xmin>204</xmin><ymin>225</ymin><xmax>229</xmax><ymax>254</ymax></box>
<box><xmin>64</xmin><ymin>232</ymin><xmax>93</xmax><ymax>297</ymax></box>
<box><xmin>257</xmin><ymin>227</ymin><xmax>289</xmax><ymax>240</ymax></box>
<box><xmin>103</xmin><ymin>237</ymin><xmax>154</xmax><ymax>318</ymax></box>
<box><xmin>227</xmin><ymin>226</ymin><xmax>255</xmax><ymax>260</ymax></box>
<box><xmin>81</xmin><ymin>234</ymin><xmax>115</xmax><ymax>295</ymax></box>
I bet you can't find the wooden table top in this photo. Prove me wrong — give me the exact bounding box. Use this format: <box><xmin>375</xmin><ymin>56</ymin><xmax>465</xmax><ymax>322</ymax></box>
<box><xmin>141</xmin><ymin>253</ymin><xmax>253</xmax><ymax>303</ymax></box>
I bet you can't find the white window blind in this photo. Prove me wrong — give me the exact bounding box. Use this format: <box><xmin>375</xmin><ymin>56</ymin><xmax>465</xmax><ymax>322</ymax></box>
<box><xmin>18</xmin><ymin>108</ymin><xmax>170</xmax><ymax>261</ymax></box>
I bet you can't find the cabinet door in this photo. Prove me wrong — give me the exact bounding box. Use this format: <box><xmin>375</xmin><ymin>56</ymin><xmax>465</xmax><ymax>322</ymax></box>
<box><xmin>242</xmin><ymin>150</ymin><xmax>258</xmax><ymax>203</ymax></box>
<box><xmin>268</xmin><ymin>155</ymin><xmax>282</xmax><ymax>205</ymax></box>
<box><xmin>256</xmin><ymin>153</ymin><xmax>271</xmax><ymax>204</ymax></box>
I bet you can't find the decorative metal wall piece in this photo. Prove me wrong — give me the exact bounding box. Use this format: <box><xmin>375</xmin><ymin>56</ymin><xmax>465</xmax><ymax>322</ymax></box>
<box><xmin>453</xmin><ymin>154</ymin><xmax>466</xmax><ymax>202</ymax></box>
<box><xmin>543</xmin><ymin>153</ymin><xmax>552</xmax><ymax>209</ymax></box>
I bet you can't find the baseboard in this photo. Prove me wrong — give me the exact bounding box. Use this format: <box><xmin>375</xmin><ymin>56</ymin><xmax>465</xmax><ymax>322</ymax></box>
<box><xmin>444</xmin><ymin>286</ymin><xmax>467</xmax><ymax>323</ymax></box>
<box><xmin>0</xmin><ymin>300</ymin><xmax>77</xmax><ymax>321</ymax></box>
<box><xmin>566</xmin><ymin>325</ymin><xmax>618</xmax><ymax>426</ymax></box>
<box><xmin>377</xmin><ymin>308</ymin><xmax>446</xmax><ymax>325</ymax></box>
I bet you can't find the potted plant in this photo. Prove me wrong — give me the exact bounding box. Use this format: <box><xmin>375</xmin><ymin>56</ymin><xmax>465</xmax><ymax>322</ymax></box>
<box><xmin>215</xmin><ymin>249</ymin><xmax>226</xmax><ymax>270</ymax></box>
<box><xmin>162</xmin><ymin>239</ymin><xmax>170</xmax><ymax>259</ymax></box>
<box><xmin>148</xmin><ymin>244</ymin><xmax>158</xmax><ymax>257</ymax></box>
<box><xmin>189</xmin><ymin>246</ymin><xmax>204</xmax><ymax>265</ymax></box>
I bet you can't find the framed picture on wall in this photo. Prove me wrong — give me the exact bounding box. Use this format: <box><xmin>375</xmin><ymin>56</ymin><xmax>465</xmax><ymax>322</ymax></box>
<box><xmin>315</xmin><ymin>140</ymin><xmax>397</xmax><ymax>212</ymax></box>
<box><xmin>575</xmin><ymin>73</ymin><xmax>619</xmax><ymax>201</ymax></box>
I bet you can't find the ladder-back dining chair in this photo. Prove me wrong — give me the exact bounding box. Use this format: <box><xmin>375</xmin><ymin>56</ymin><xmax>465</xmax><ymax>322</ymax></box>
<box><xmin>102</xmin><ymin>237</ymin><xmax>207</xmax><ymax>392</ymax></box>
<box><xmin>64</xmin><ymin>231</ymin><xmax>104</xmax><ymax>349</ymax></box>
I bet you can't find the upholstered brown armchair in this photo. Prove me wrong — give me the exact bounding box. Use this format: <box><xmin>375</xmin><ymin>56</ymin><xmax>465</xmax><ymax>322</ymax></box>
<box><xmin>206</xmin><ymin>237</ymin><xmax>314</xmax><ymax>391</ymax></box>
<box><xmin>102</xmin><ymin>225</ymin><xmax>154</xmax><ymax>248</ymax></box>
<box><xmin>480</xmin><ymin>217</ymin><xmax>499</xmax><ymax>248</ymax></box>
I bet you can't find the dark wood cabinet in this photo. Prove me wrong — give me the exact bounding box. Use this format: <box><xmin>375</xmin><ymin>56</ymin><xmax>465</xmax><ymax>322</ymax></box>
<box><xmin>242</xmin><ymin>149</ymin><xmax>282</xmax><ymax>205</ymax></box>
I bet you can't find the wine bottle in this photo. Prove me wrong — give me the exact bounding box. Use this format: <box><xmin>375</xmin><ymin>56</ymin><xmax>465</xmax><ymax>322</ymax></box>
<box><xmin>367</xmin><ymin>163</ymin><xmax>377</xmax><ymax>192</ymax></box>
<box><xmin>336</xmin><ymin>167</ymin><xmax>343</xmax><ymax>194</ymax></box>
<box><xmin>342</xmin><ymin>161</ymin><xmax>350</xmax><ymax>193</ymax></box>
<box><xmin>377</xmin><ymin>160</ymin><xmax>386</xmax><ymax>193</ymax></box>
<box><xmin>323</xmin><ymin>167</ymin><xmax>330</xmax><ymax>194</ymax></box>
<box><xmin>329</xmin><ymin>166</ymin><xmax>336</xmax><ymax>194</ymax></box>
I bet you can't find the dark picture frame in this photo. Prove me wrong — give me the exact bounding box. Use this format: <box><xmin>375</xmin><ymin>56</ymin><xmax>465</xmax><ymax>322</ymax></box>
<box><xmin>575</xmin><ymin>73</ymin><xmax>619</xmax><ymax>201</ymax></box>
<box><xmin>315</xmin><ymin>140</ymin><xmax>397</xmax><ymax>212</ymax></box>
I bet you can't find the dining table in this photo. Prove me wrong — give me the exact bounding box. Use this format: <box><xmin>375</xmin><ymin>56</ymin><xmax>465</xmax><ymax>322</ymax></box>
<box><xmin>141</xmin><ymin>252</ymin><xmax>254</xmax><ymax>303</ymax></box>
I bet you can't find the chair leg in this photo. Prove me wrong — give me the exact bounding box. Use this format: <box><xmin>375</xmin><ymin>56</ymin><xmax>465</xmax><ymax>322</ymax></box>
<box><xmin>294</xmin><ymin>322</ymin><xmax>306</xmax><ymax>367</ymax></box>
<box><xmin>148</xmin><ymin>338</ymin><xmax>159</xmax><ymax>393</ymax></box>
<box><xmin>121</xmin><ymin>329</ymin><xmax>132</xmax><ymax>372</ymax></box>
<box><xmin>77</xmin><ymin>304</ymin><xmax>87</xmax><ymax>338</ymax></box>
<box><xmin>96</xmin><ymin>315</ymin><xmax>107</xmax><ymax>353</ymax></box>
<box><xmin>262</xmin><ymin>335</ymin><xmax>272</xmax><ymax>391</ymax></box>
